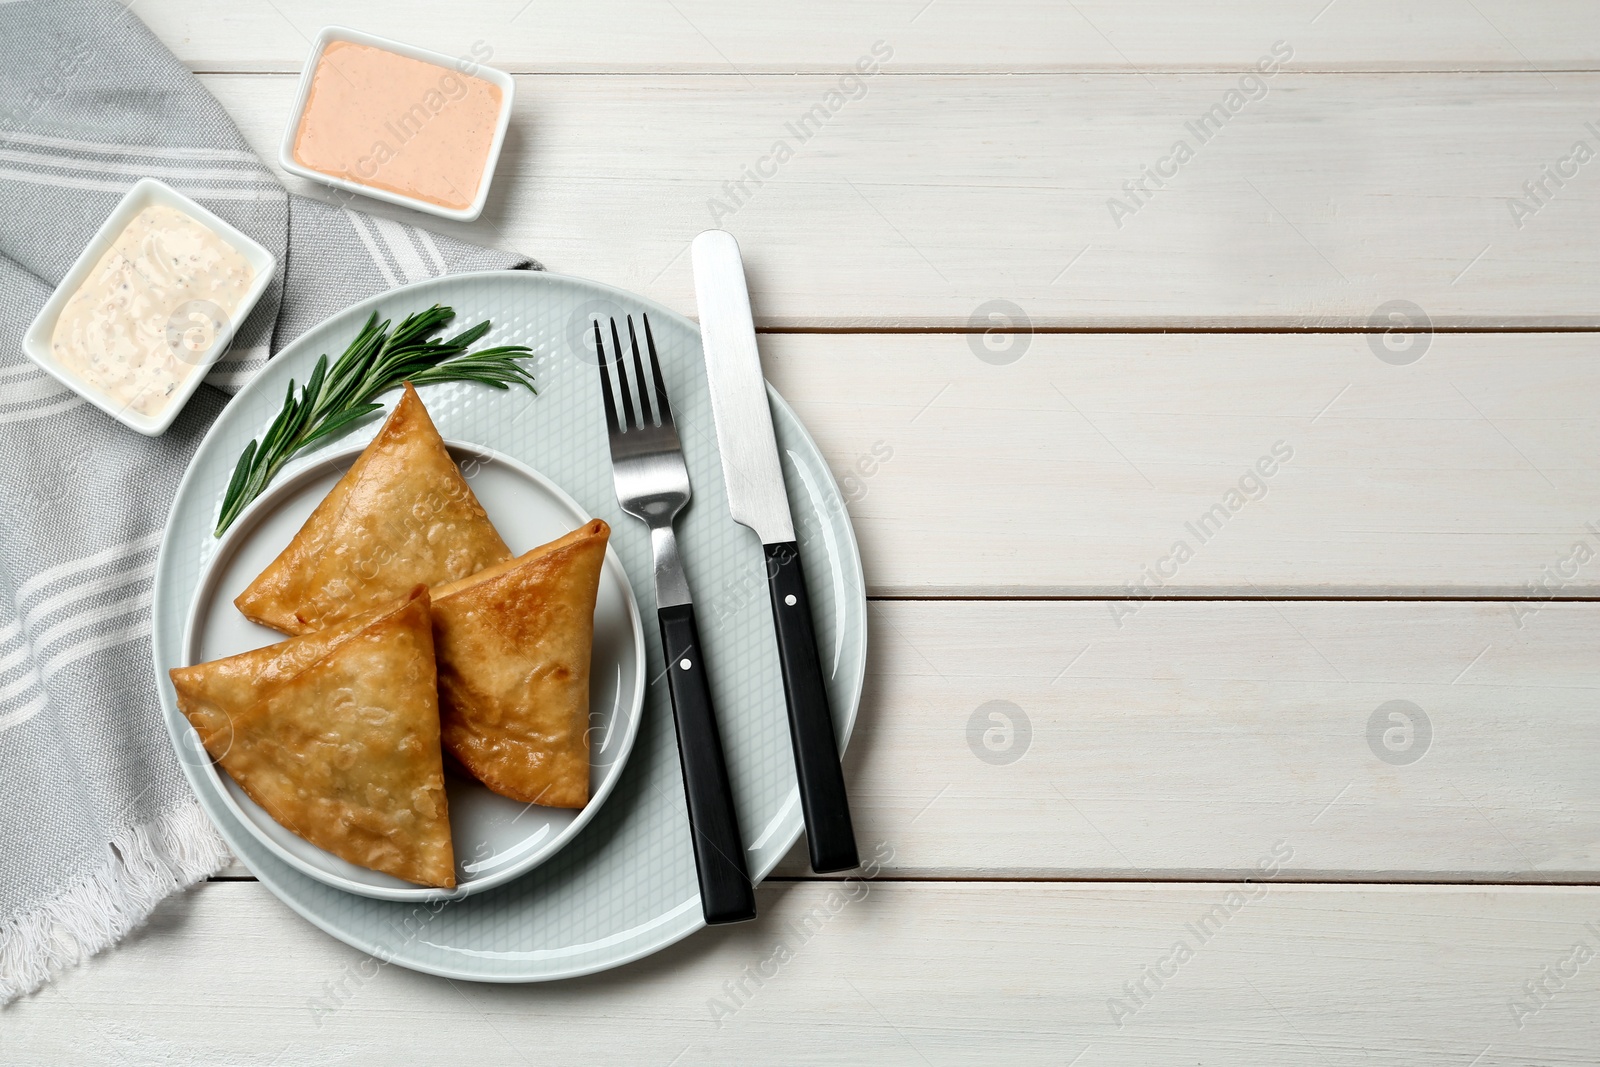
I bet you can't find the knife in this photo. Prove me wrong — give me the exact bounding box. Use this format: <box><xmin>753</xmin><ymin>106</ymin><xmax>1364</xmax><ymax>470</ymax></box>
<box><xmin>692</xmin><ymin>229</ymin><xmax>860</xmax><ymax>874</ymax></box>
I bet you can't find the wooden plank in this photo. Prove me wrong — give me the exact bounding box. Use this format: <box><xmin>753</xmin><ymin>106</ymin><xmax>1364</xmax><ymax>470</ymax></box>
<box><xmin>768</xmin><ymin>332</ymin><xmax>1598</xmax><ymax>597</ymax></box>
<box><xmin>10</xmin><ymin>879</ymin><xmax>1600</xmax><ymax>1064</ymax></box>
<box><xmin>139</xmin><ymin>0</ymin><xmax>1600</xmax><ymax>73</ymax></box>
<box><xmin>210</xmin><ymin>601</ymin><xmax>1600</xmax><ymax>882</ymax></box>
<box><xmin>199</xmin><ymin>72</ymin><xmax>1600</xmax><ymax>329</ymax></box>
<box><xmin>812</xmin><ymin>599</ymin><xmax>1600</xmax><ymax>881</ymax></box>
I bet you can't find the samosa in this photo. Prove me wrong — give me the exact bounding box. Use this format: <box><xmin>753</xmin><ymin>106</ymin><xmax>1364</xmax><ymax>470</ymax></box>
<box><xmin>235</xmin><ymin>383</ymin><xmax>510</xmax><ymax>636</ymax></box>
<box><xmin>431</xmin><ymin>520</ymin><xmax>609</xmax><ymax>810</ymax></box>
<box><xmin>170</xmin><ymin>588</ymin><xmax>456</xmax><ymax>888</ymax></box>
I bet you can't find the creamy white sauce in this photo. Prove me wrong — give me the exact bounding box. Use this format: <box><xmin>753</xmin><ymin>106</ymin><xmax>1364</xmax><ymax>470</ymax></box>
<box><xmin>50</xmin><ymin>204</ymin><xmax>256</xmax><ymax>418</ymax></box>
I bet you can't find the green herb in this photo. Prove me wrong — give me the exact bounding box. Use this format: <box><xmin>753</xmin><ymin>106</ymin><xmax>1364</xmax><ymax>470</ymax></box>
<box><xmin>214</xmin><ymin>304</ymin><xmax>535</xmax><ymax>536</ymax></box>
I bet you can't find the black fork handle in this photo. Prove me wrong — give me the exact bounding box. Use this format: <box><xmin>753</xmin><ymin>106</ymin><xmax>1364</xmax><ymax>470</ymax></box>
<box><xmin>658</xmin><ymin>603</ymin><xmax>757</xmax><ymax>924</ymax></box>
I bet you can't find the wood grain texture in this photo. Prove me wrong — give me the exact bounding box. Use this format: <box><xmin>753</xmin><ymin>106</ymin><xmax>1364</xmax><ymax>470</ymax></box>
<box><xmin>194</xmin><ymin>72</ymin><xmax>1600</xmax><ymax>328</ymax></box>
<box><xmin>9</xmin><ymin>879</ymin><xmax>1600</xmax><ymax>1065</ymax></box>
<box><xmin>140</xmin><ymin>0</ymin><xmax>1600</xmax><ymax>73</ymax></box>
<box><xmin>821</xmin><ymin>599</ymin><xmax>1600</xmax><ymax>881</ymax></box>
<box><xmin>768</xmin><ymin>332</ymin><xmax>1598</xmax><ymax>596</ymax></box>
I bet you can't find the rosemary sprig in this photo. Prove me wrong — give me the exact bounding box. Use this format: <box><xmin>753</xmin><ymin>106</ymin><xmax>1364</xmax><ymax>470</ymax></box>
<box><xmin>214</xmin><ymin>304</ymin><xmax>535</xmax><ymax>536</ymax></box>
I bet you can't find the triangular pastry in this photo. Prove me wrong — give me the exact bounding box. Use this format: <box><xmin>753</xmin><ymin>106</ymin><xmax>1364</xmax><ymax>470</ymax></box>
<box><xmin>235</xmin><ymin>382</ymin><xmax>511</xmax><ymax>636</ymax></box>
<box><xmin>170</xmin><ymin>588</ymin><xmax>456</xmax><ymax>888</ymax></box>
<box><xmin>430</xmin><ymin>519</ymin><xmax>610</xmax><ymax>809</ymax></box>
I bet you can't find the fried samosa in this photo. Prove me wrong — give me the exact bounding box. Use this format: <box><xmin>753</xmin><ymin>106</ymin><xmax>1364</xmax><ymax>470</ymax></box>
<box><xmin>430</xmin><ymin>519</ymin><xmax>610</xmax><ymax>810</ymax></box>
<box><xmin>170</xmin><ymin>588</ymin><xmax>456</xmax><ymax>888</ymax></box>
<box><xmin>235</xmin><ymin>382</ymin><xmax>511</xmax><ymax>636</ymax></box>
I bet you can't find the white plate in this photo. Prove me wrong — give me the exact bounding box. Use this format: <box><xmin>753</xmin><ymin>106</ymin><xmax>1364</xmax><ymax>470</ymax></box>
<box><xmin>177</xmin><ymin>439</ymin><xmax>644</xmax><ymax>901</ymax></box>
<box><xmin>153</xmin><ymin>269</ymin><xmax>866</xmax><ymax>981</ymax></box>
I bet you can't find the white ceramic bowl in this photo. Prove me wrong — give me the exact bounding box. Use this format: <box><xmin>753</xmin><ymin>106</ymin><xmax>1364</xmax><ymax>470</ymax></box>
<box><xmin>278</xmin><ymin>26</ymin><xmax>515</xmax><ymax>222</ymax></box>
<box><xmin>21</xmin><ymin>178</ymin><xmax>277</xmax><ymax>437</ymax></box>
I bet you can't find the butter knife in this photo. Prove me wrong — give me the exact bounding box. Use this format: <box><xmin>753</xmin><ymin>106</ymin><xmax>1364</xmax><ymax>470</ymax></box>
<box><xmin>691</xmin><ymin>229</ymin><xmax>860</xmax><ymax>873</ymax></box>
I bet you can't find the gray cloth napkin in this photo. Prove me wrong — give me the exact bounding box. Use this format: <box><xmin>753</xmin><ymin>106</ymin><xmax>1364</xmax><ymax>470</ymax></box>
<box><xmin>0</xmin><ymin>0</ymin><xmax>535</xmax><ymax>1004</ymax></box>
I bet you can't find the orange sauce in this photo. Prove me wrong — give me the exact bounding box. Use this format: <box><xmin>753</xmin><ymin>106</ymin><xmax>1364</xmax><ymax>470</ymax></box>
<box><xmin>292</xmin><ymin>41</ymin><xmax>503</xmax><ymax>211</ymax></box>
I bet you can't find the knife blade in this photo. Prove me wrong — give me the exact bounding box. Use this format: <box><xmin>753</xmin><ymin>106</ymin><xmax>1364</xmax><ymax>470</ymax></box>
<box><xmin>692</xmin><ymin>229</ymin><xmax>859</xmax><ymax>874</ymax></box>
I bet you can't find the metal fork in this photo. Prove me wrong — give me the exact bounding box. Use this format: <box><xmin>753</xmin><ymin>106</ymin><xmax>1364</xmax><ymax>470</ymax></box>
<box><xmin>594</xmin><ymin>313</ymin><xmax>756</xmax><ymax>925</ymax></box>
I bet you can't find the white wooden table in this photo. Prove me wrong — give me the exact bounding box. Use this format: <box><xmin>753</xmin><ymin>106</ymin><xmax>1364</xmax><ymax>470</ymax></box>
<box><xmin>10</xmin><ymin>2</ymin><xmax>1600</xmax><ymax>1062</ymax></box>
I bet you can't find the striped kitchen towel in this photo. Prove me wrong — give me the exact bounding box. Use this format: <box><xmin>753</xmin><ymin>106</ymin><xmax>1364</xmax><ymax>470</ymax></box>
<box><xmin>0</xmin><ymin>0</ymin><xmax>536</xmax><ymax>1004</ymax></box>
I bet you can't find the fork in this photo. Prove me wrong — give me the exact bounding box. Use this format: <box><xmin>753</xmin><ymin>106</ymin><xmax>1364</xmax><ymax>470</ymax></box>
<box><xmin>593</xmin><ymin>313</ymin><xmax>756</xmax><ymax>925</ymax></box>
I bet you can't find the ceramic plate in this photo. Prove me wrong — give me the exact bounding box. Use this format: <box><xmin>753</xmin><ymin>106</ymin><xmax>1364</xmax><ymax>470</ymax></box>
<box><xmin>152</xmin><ymin>269</ymin><xmax>867</xmax><ymax>981</ymax></box>
<box><xmin>178</xmin><ymin>439</ymin><xmax>645</xmax><ymax>901</ymax></box>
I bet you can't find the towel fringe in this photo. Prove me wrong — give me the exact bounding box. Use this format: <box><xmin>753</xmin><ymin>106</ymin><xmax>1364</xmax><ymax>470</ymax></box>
<box><xmin>0</xmin><ymin>801</ymin><xmax>229</xmax><ymax>1005</ymax></box>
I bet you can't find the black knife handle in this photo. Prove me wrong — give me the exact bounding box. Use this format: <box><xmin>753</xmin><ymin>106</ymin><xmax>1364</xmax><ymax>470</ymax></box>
<box><xmin>658</xmin><ymin>603</ymin><xmax>757</xmax><ymax>924</ymax></box>
<box><xmin>764</xmin><ymin>541</ymin><xmax>859</xmax><ymax>873</ymax></box>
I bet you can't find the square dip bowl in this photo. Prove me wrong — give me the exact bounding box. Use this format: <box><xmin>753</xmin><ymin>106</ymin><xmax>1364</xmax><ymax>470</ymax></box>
<box><xmin>278</xmin><ymin>26</ymin><xmax>515</xmax><ymax>222</ymax></box>
<box><xmin>21</xmin><ymin>178</ymin><xmax>278</xmax><ymax>437</ymax></box>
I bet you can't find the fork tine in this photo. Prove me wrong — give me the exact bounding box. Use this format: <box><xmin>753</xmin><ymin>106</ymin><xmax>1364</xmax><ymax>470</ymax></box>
<box><xmin>593</xmin><ymin>318</ymin><xmax>620</xmax><ymax>436</ymax></box>
<box><xmin>642</xmin><ymin>313</ymin><xmax>673</xmax><ymax>427</ymax></box>
<box><xmin>609</xmin><ymin>318</ymin><xmax>637</xmax><ymax>431</ymax></box>
<box><xmin>626</xmin><ymin>315</ymin><xmax>655</xmax><ymax>426</ymax></box>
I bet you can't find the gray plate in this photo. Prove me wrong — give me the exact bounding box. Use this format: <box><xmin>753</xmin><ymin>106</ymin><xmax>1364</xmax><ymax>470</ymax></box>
<box><xmin>151</xmin><ymin>270</ymin><xmax>867</xmax><ymax>981</ymax></box>
<box><xmin>181</xmin><ymin>440</ymin><xmax>647</xmax><ymax>902</ymax></box>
